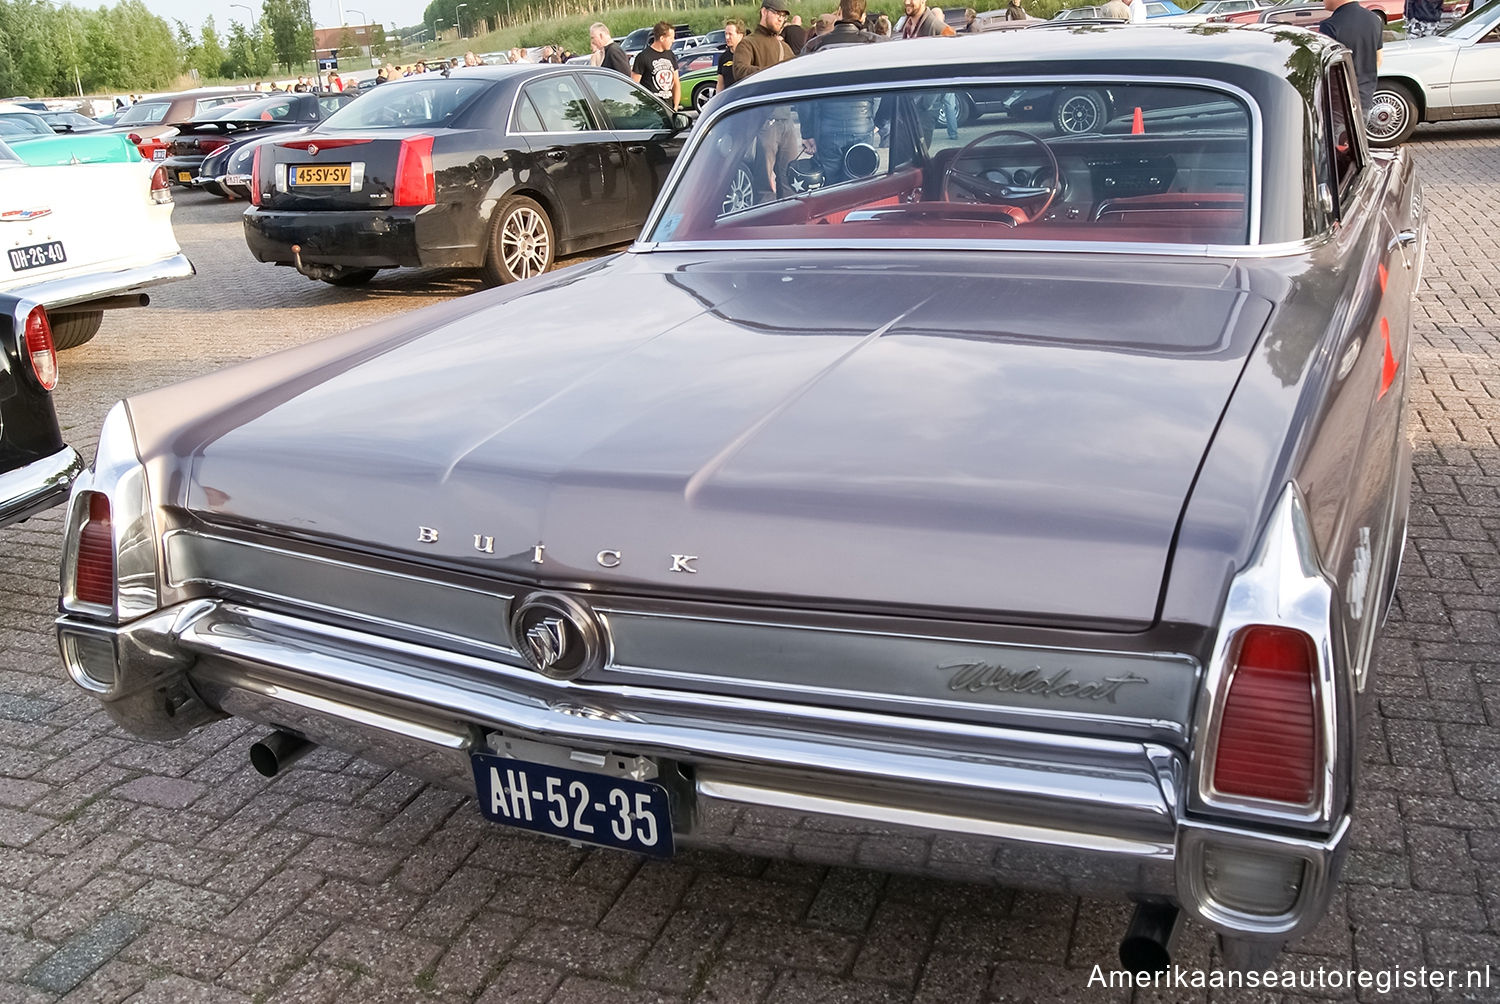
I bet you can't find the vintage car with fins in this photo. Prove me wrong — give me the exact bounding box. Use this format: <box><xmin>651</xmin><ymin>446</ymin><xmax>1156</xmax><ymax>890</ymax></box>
<box><xmin>0</xmin><ymin>140</ymin><xmax>192</xmax><ymax>349</ymax></box>
<box><xmin>57</xmin><ymin>26</ymin><xmax>1422</xmax><ymax>970</ymax></box>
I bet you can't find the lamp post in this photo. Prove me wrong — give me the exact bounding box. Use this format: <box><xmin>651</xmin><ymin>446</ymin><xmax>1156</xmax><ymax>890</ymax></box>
<box><xmin>229</xmin><ymin>2</ymin><xmax>257</xmax><ymax>30</ymax></box>
<box><xmin>435</xmin><ymin>17</ymin><xmax>445</xmax><ymax>42</ymax></box>
<box><xmin>456</xmin><ymin>3</ymin><xmax>468</xmax><ymax>38</ymax></box>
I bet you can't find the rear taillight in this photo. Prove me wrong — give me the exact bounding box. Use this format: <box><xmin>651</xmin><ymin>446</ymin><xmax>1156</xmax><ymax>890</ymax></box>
<box><xmin>21</xmin><ymin>305</ymin><xmax>57</xmax><ymax>391</ymax></box>
<box><xmin>1212</xmin><ymin>626</ymin><xmax>1319</xmax><ymax>805</ymax></box>
<box><xmin>251</xmin><ymin>146</ymin><xmax>262</xmax><ymax>205</ymax></box>
<box><xmin>393</xmin><ymin>135</ymin><xmax>435</xmax><ymax>207</ymax></box>
<box><xmin>200</xmin><ymin>138</ymin><xmax>229</xmax><ymax>154</ymax></box>
<box><xmin>149</xmin><ymin>165</ymin><xmax>173</xmax><ymax>204</ymax></box>
<box><xmin>127</xmin><ymin>133</ymin><xmax>142</xmax><ymax>145</ymax></box>
<box><xmin>73</xmin><ymin>492</ymin><xmax>115</xmax><ymax>608</ymax></box>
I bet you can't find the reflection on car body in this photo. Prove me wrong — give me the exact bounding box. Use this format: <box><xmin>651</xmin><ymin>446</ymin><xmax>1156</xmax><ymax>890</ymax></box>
<box><xmin>57</xmin><ymin>26</ymin><xmax>1423</xmax><ymax>972</ymax></box>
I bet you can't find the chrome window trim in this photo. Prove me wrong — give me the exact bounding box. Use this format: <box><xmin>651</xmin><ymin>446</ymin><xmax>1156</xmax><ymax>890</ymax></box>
<box><xmin>636</xmin><ymin>73</ymin><xmax>1265</xmax><ymax>249</ymax></box>
<box><xmin>1190</xmin><ymin>483</ymin><xmax>1341</xmax><ymax>829</ymax></box>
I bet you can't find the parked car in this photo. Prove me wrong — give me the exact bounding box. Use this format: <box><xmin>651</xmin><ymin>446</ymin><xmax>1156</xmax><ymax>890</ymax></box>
<box><xmin>621</xmin><ymin>22</ymin><xmax>694</xmax><ymax>57</ymax></box>
<box><xmin>56</xmin><ymin>25</ymin><xmax>1423</xmax><ymax>970</ymax></box>
<box><xmin>1153</xmin><ymin>0</ymin><xmax>1276</xmax><ymax>23</ymax></box>
<box><xmin>167</xmin><ymin>92</ymin><xmax>357</xmax><ymax>193</ymax></box>
<box><xmin>1051</xmin><ymin>1</ymin><xmax>1185</xmax><ymax>17</ymax></box>
<box><xmin>1369</xmin><ymin>0</ymin><xmax>1500</xmax><ymax>146</ymax></box>
<box><xmin>678</xmin><ymin>59</ymin><xmax>722</xmax><ymax>112</ymax></box>
<box><xmin>0</xmin><ymin>296</ymin><xmax>79</xmax><ymax>527</ymax></box>
<box><xmin>0</xmin><ymin>139</ymin><xmax>192</xmax><ymax>348</ymax></box>
<box><xmin>38</xmin><ymin>111</ymin><xmax>104</xmax><ymax>134</ymax></box>
<box><xmin>1208</xmin><ymin>0</ymin><xmax>1403</xmax><ymax>23</ymax></box>
<box><xmin>103</xmin><ymin>88</ymin><xmax>249</xmax><ymax>160</ymax></box>
<box><xmin>242</xmin><ymin>65</ymin><xmax>690</xmax><ymax>286</ymax></box>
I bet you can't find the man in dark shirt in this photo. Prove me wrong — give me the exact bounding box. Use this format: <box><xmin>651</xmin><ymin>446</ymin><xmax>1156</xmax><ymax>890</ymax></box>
<box><xmin>631</xmin><ymin>22</ymin><xmax>680</xmax><ymax>107</ymax></box>
<box><xmin>589</xmin><ymin>22</ymin><xmax>632</xmax><ymax>75</ymax></box>
<box><xmin>803</xmin><ymin>0</ymin><xmax>882</xmax><ymax>52</ymax></box>
<box><xmin>1319</xmin><ymin>0</ymin><xmax>1383</xmax><ymax>115</ymax></box>
<box><xmin>717</xmin><ymin>19</ymin><xmax>746</xmax><ymax>94</ymax></box>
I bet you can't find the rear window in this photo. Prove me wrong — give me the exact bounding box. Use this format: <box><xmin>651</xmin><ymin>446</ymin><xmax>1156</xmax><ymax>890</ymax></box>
<box><xmin>116</xmin><ymin>101</ymin><xmax>170</xmax><ymax>125</ymax></box>
<box><xmin>318</xmin><ymin>78</ymin><xmax>492</xmax><ymax>130</ymax></box>
<box><xmin>648</xmin><ymin>81</ymin><xmax>1253</xmax><ymax>247</ymax></box>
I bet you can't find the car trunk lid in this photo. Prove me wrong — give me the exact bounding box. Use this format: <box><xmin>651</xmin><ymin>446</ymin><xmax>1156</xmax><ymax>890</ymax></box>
<box><xmin>178</xmin><ymin>253</ymin><xmax>1272</xmax><ymax>629</ymax></box>
<box><xmin>257</xmin><ymin>131</ymin><xmax>431</xmax><ymax>211</ymax></box>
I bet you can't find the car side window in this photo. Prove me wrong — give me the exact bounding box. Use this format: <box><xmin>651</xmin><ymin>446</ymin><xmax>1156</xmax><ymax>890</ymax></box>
<box><xmin>1325</xmin><ymin>63</ymin><xmax>1363</xmax><ymax>211</ymax></box>
<box><xmin>511</xmin><ymin>95</ymin><xmax>545</xmax><ymax>133</ymax></box>
<box><xmin>515</xmin><ymin>77</ymin><xmax>597</xmax><ymax>133</ymax></box>
<box><xmin>317</xmin><ymin>97</ymin><xmax>345</xmax><ymax>118</ymax></box>
<box><xmin>584</xmin><ymin>73</ymin><xmax>673</xmax><ymax>131</ymax></box>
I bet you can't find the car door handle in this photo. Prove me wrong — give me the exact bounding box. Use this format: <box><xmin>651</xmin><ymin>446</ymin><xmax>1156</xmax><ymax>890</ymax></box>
<box><xmin>546</xmin><ymin>150</ymin><xmax>567</xmax><ymax>161</ymax></box>
<box><xmin>1387</xmin><ymin>229</ymin><xmax>1417</xmax><ymax>252</ymax></box>
<box><xmin>625</xmin><ymin>145</ymin><xmax>646</xmax><ymax>154</ymax></box>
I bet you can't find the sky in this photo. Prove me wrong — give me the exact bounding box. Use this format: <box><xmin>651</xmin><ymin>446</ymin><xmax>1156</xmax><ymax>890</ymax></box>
<box><xmin>98</xmin><ymin>0</ymin><xmax>430</xmax><ymax>35</ymax></box>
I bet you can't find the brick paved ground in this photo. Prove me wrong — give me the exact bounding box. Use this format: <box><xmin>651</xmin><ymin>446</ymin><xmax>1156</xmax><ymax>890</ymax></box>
<box><xmin>2</xmin><ymin>120</ymin><xmax>1498</xmax><ymax>1004</ymax></box>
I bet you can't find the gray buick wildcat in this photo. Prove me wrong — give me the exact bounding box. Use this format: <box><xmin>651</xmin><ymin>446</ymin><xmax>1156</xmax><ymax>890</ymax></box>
<box><xmin>56</xmin><ymin>26</ymin><xmax>1423</xmax><ymax>970</ymax></box>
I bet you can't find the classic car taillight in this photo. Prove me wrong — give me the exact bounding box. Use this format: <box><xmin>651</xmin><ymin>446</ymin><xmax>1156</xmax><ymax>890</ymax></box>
<box><xmin>393</xmin><ymin>135</ymin><xmax>436</xmax><ymax>207</ymax></box>
<box><xmin>21</xmin><ymin>304</ymin><xmax>57</xmax><ymax>391</ymax></box>
<box><xmin>73</xmin><ymin>492</ymin><xmax>116</xmax><ymax>608</ymax></box>
<box><xmin>1212</xmin><ymin>626</ymin><xmax>1319</xmax><ymax>804</ymax></box>
<box><xmin>200</xmin><ymin>137</ymin><xmax>230</xmax><ymax>154</ymax></box>
<box><xmin>150</xmin><ymin>165</ymin><xmax>173</xmax><ymax>205</ymax></box>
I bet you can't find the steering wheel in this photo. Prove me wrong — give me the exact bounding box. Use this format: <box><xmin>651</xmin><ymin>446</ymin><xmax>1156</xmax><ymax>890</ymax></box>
<box><xmin>940</xmin><ymin>128</ymin><xmax>1061</xmax><ymax>223</ymax></box>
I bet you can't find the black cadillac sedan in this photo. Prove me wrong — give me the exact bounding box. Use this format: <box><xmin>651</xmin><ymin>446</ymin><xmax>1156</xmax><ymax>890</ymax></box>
<box><xmin>243</xmin><ymin>65</ymin><xmax>690</xmax><ymax>286</ymax></box>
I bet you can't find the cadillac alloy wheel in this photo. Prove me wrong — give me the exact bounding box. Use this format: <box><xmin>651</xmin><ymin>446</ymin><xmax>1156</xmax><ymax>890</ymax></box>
<box><xmin>721</xmin><ymin>163</ymin><xmax>755</xmax><ymax>215</ymax></box>
<box><xmin>484</xmin><ymin>195</ymin><xmax>555</xmax><ymax>285</ymax></box>
<box><xmin>1366</xmin><ymin>81</ymin><xmax>1418</xmax><ymax>148</ymax></box>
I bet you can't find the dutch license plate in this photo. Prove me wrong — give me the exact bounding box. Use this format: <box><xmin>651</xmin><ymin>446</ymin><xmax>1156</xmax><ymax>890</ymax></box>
<box><xmin>290</xmin><ymin>164</ymin><xmax>351</xmax><ymax>187</ymax></box>
<box><xmin>152</xmin><ymin>149</ymin><xmax>166</xmax><ymax>161</ymax></box>
<box><xmin>470</xmin><ymin>752</ymin><xmax>674</xmax><ymax>857</ymax></box>
<box><xmin>7</xmin><ymin>241</ymin><xmax>66</xmax><ymax>272</ymax></box>
<box><xmin>177</xmin><ymin>171</ymin><xmax>192</xmax><ymax>182</ymax></box>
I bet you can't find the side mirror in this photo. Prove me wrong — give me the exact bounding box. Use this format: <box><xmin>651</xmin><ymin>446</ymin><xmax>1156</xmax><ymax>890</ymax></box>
<box><xmin>672</xmin><ymin>111</ymin><xmax>692</xmax><ymax>133</ymax></box>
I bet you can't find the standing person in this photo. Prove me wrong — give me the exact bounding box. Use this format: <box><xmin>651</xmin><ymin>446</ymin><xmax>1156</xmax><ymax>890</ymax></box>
<box><xmin>875</xmin><ymin>14</ymin><xmax>893</xmax><ymax>35</ymax></box>
<box><xmin>590</xmin><ymin>23</ymin><xmax>632</xmax><ymax>74</ymax></box>
<box><xmin>810</xmin><ymin>13</ymin><xmax>838</xmax><ymax>40</ymax></box>
<box><xmin>803</xmin><ymin>0</ymin><xmax>881</xmax><ymax>52</ymax></box>
<box><xmin>1404</xmin><ymin>0</ymin><xmax>1442</xmax><ymax>36</ymax></box>
<box><xmin>901</xmin><ymin>0</ymin><xmax>954</xmax><ymax>37</ymax></box>
<box><xmin>632</xmin><ymin>23</ymin><xmax>681</xmax><ymax>108</ymax></box>
<box><xmin>1006</xmin><ymin>0</ymin><xmax>1028</xmax><ymax>20</ymax></box>
<box><xmin>783</xmin><ymin>14</ymin><xmax>809</xmax><ymax>53</ymax></box>
<box><xmin>717</xmin><ymin>19</ymin><xmax>746</xmax><ymax>93</ymax></box>
<box><xmin>1320</xmin><ymin>0</ymin><xmax>1383</xmax><ymax>115</ymax></box>
<box><xmin>327</xmin><ymin>71</ymin><xmax>342</xmax><ymax>91</ymax></box>
<box><xmin>1128</xmin><ymin>0</ymin><xmax>1149</xmax><ymax>22</ymax></box>
<box><xmin>463</xmin><ymin>51</ymin><xmax>480</xmax><ymax>66</ymax></box>
<box><xmin>733</xmin><ymin>0</ymin><xmax>797</xmax><ymax>196</ymax></box>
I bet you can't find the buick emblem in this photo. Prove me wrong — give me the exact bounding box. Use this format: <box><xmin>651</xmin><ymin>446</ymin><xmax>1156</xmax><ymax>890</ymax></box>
<box><xmin>509</xmin><ymin>593</ymin><xmax>607</xmax><ymax>680</ymax></box>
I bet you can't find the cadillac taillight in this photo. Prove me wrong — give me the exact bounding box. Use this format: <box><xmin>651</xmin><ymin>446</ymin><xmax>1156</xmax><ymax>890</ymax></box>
<box><xmin>251</xmin><ymin>146</ymin><xmax>262</xmax><ymax>205</ymax></box>
<box><xmin>1212</xmin><ymin>625</ymin><xmax>1319</xmax><ymax>805</ymax></box>
<box><xmin>21</xmin><ymin>304</ymin><xmax>57</xmax><ymax>391</ymax></box>
<box><xmin>73</xmin><ymin>492</ymin><xmax>115</xmax><ymax>608</ymax></box>
<box><xmin>150</xmin><ymin>165</ymin><xmax>172</xmax><ymax>204</ymax></box>
<box><xmin>393</xmin><ymin>135</ymin><xmax>436</xmax><ymax>207</ymax></box>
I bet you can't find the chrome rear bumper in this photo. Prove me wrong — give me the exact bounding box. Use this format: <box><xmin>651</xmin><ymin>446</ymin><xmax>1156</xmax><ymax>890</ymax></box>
<box><xmin>0</xmin><ymin>447</ymin><xmax>82</xmax><ymax>527</ymax></box>
<box><xmin>9</xmin><ymin>252</ymin><xmax>194</xmax><ymax>311</ymax></box>
<box><xmin>57</xmin><ymin>598</ymin><xmax>1347</xmax><ymax>939</ymax></box>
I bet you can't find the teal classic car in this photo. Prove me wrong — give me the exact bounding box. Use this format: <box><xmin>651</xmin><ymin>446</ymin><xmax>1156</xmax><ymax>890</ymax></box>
<box><xmin>0</xmin><ymin>106</ymin><xmax>139</xmax><ymax>165</ymax></box>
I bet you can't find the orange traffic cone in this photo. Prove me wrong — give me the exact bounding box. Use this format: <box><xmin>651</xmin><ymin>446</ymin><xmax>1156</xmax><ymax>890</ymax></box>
<box><xmin>1131</xmin><ymin>107</ymin><xmax>1144</xmax><ymax>135</ymax></box>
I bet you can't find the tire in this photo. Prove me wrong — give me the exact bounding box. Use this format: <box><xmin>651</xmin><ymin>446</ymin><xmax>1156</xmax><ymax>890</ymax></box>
<box><xmin>1367</xmin><ymin>80</ymin><xmax>1419</xmax><ymax>148</ymax></box>
<box><xmin>50</xmin><ymin>310</ymin><xmax>103</xmax><ymax>351</ymax></box>
<box><xmin>721</xmin><ymin>163</ymin><xmax>756</xmax><ymax>215</ymax></box>
<box><xmin>320</xmin><ymin>267</ymin><xmax>379</xmax><ymax>287</ymax></box>
<box><xmin>482</xmin><ymin>195</ymin><xmax>555</xmax><ymax>286</ymax></box>
<box><xmin>692</xmin><ymin>81</ymin><xmax>717</xmax><ymax>112</ymax></box>
<box><xmin>1053</xmin><ymin>88</ymin><xmax>1108</xmax><ymax>135</ymax></box>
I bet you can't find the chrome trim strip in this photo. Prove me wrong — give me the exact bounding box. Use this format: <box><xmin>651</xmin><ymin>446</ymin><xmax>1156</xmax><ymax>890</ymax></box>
<box><xmin>236</xmin><ymin>677</ymin><xmax>469</xmax><ymax>750</ymax></box>
<box><xmin>0</xmin><ymin>446</ymin><xmax>82</xmax><ymax>527</ymax></box>
<box><xmin>11</xmin><ymin>252</ymin><xmax>194</xmax><ymax>311</ymax></box>
<box><xmin>637</xmin><ymin>73</ymin><xmax>1265</xmax><ymax>247</ymax></box>
<box><xmin>1190</xmin><ymin>483</ymin><xmax>1340</xmax><ymax>828</ymax></box>
<box><xmin>698</xmin><ymin>778</ymin><xmax>1174</xmax><ymax>858</ymax></box>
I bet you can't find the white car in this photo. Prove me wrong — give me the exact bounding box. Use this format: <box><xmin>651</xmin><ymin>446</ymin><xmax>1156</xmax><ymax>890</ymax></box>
<box><xmin>1370</xmin><ymin>1</ymin><xmax>1500</xmax><ymax>146</ymax></box>
<box><xmin>0</xmin><ymin>140</ymin><xmax>192</xmax><ymax>349</ymax></box>
<box><xmin>1152</xmin><ymin>0</ymin><xmax>1274</xmax><ymax>23</ymax></box>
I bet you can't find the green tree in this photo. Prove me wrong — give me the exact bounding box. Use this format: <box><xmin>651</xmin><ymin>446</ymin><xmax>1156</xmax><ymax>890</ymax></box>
<box><xmin>261</xmin><ymin>0</ymin><xmax>310</xmax><ymax>72</ymax></box>
<box><xmin>197</xmin><ymin>16</ymin><xmax>227</xmax><ymax>79</ymax></box>
<box><xmin>338</xmin><ymin>25</ymin><xmax>360</xmax><ymax>58</ymax></box>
